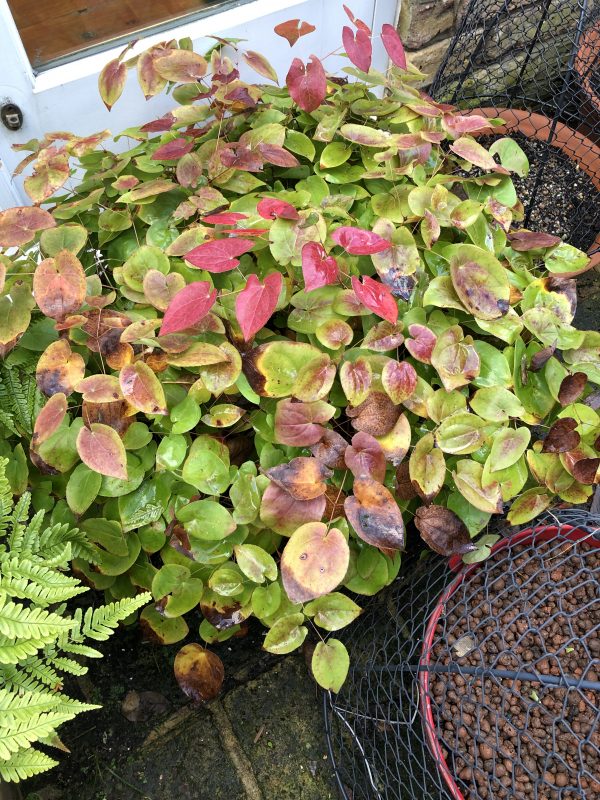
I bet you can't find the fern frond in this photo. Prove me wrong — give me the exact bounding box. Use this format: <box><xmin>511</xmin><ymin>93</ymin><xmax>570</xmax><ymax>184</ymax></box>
<box><xmin>75</xmin><ymin>593</ymin><xmax>151</xmax><ymax>642</ymax></box>
<box><xmin>0</xmin><ymin>594</ymin><xmax>74</xmax><ymax>640</ymax></box>
<box><xmin>0</xmin><ymin>710</ymin><xmax>78</xmax><ymax>759</ymax></box>
<box><xmin>0</xmin><ymin>557</ymin><xmax>87</xmax><ymax>606</ymax></box>
<box><xmin>36</xmin><ymin>524</ymin><xmax>97</xmax><ymax>564</ymax></box>
<box><xmin>5</xmin><ymin>656</ymin><xmax>61</xmax><ymax>688</ymax></box>
<box><xmin>0</xmin><ymin>409</ymin><xmax>18</xmax><ymax>436</ymax></box>
<box><xmin>0</xmin><ymin>688</ymin><xmax>61</xmax><ymax>724</ymax></box>
<box><xmin>0</xmin><ymin>364</ymin><xmax>42</xmax><ymax>436</ymax></box>
<box><xmin>50</xmin><ymin>656</ymin><xmax>88</xmax><ymax>676</ymax></box>
<box><xmin>19</xmin><ymin>510</ymin><xmax>45</xmax><ymax>553</ymax></box>
<box><xmin>0</xmin><ymin>457</ymin><xmax>12</xmax><ymax>537</ymax></box>
<box><xmin>0</xmin><ymin>747</ymin><xmax>59</xmax><ymax>781</ymax></box>
<box><xmin>0</xmin><ymin>666</ymin><xmax>45</xmax><ymax>694</ymax></box>
<box><xmin>0</xmin><ymin>635</ymin><xmax>57</xmax><ymax>665</ymax></box>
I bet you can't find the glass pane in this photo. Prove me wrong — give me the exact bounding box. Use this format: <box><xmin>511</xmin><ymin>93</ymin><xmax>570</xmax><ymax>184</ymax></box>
<box><xmin>7</xmin><ymin>0</ymin><xmax>252</xmax><ymax>71</ymax></box>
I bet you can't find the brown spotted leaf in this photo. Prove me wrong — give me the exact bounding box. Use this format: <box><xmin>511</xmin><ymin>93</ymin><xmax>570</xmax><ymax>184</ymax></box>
<box><xmin>76</xmin><ymin>375</ymin><xmax>123</xmax><ymax>403</ymax></box>
<box><xmin>281</xmin><ymin>522</ymin><xmax>349</xmax><ymax>603</ymax></box>
<box><xmin>530</xmin><ymin>341</ymin><xmax>556</xmax><ymax>372</ymax></box>
<box><xmin>154</xmin><ymin>50</ymin><xmax>208</xmax><ymax>83</ymax></box>
<box><xmin>558</xmin><ymin>372</ymin><xmax>587</xmax><ymax>407</ymax></box>
<box><xmin>266</xmin><ymin>457</ymin><xmax>332</xmax><ymax>500</ymax></box>
<box><xmin>414</xmin><ymin>505</ymin><xmax>476</xmax><ymax>557</ymax></box>
<box><xmin>542</xmin><ymin>418</ymin><xmax>580</xmax><ymax>453</ymax></box>
<box><xmin>0</xmin><ymin>206</ymin><xmax>56</xmax><ymax>248</ymax></box>
<box><xmin>82</xmin><ymin>399</ymin><xmax>133</xmax><ymax>437</ymax></box>
<box><xmin>36</xmin><ymin>339</ymin><xmax>85</xmax><ymax>397</ymax></box>
<box><xmin>310</xmin><ymin>429</ymin><xmax>348</xmax><ymax>470</ymax></box>
<box><xmin>344</xmin><ymin>478</ymin><xmax>405</xmax><ymax>550</ymax></box>
<box><xmin>347</xmin><ymin>391</ymin><xmax>400</xmax><ymax>437</ymax></box>
<box><xmin>344</xmin><ymin>432</ymin><xmax>386</xmax><ymax>482</ymax></box>
<box><xmin>76</xmin><ymin>422</ymin><xmax>128</xmax><ymax>479</ymax></box>
<box><xmin>33</xmin><ymin>250</ymin><xmax>87</xmax><ymax>320</ymax></box>
<box><xmin>119</xmin><ymin>361</ymin><xmax>167</xmax><ymax>415</ymax></box>
<box><xmin>174</xmin><ymin>643</ymin><xmax>224</xmax><ymax>703</ymax></box>
<box><xmin>32</xmin><ymin>393</ymin><xmax>67</xmax><ymax>450</ymax></box>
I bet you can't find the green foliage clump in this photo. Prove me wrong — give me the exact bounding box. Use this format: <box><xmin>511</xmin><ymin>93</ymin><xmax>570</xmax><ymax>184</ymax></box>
<box><xmin>0</xmin><ymin>458</ymin><xmax>150</xmax><ymax>782</ymax></box>
<box><xmin>0</xmin><ymin>18</ymin><xmax>598</xmax><ymax>692</ymax></box>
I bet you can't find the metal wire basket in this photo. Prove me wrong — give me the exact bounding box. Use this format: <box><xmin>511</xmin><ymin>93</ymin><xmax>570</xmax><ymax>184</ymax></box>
<box><xmin>430</xmin><ymin>0</ymin><xmax>600</xmax><ymax>257</ymax></box>
<box><xmin>323</xmin><ymin>510</ymin><xmax>600</xmax><ymax>800</ymax></box>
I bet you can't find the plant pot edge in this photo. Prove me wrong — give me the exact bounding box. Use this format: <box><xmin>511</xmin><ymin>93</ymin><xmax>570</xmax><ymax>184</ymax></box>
<box><xmin>574</xmin><ymin>25</ymin><xmax>600</xmax><ymax>115</ymax></box>
<box><xmin>467</xmin><ymin>107</ymin><xmax>600</xmax><ymax>270</ymax></box>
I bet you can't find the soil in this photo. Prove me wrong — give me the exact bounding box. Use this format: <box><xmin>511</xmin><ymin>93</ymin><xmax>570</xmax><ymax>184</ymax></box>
<box><xmin>429</xmin><ymin>537</ymin><xmax>600</xmax><ymax>800</ymax></box>
<box><xmin>477</xmin><ymin>132</ymin><xmax>599</xmax><ymax>253</ymax></box>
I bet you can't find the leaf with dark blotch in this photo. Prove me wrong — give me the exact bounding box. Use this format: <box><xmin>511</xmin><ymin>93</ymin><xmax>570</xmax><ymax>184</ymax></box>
<box><xmin>274</xmin><ymin>18</ymin><xmax>316</xmax><ymax>46</ymax></box>
<box><xmin>32</xmin><ymin>393</ymin><xmax>67</xmax><ymax>450</ymax></box>
<box><xmin>0</xmin><ymin>206</ymin><xmax>56</xmax><ymax>248</ymax></box>
<box><xmin>76</xmin><ymin>423</ymin><xmax>128</xmax><ymax>480</ymax></box>
<box><xmin>345</xmin><ymin>432</ymin><xmax>386</xmax><ymax>482</ymax></box>
<box><xmin>542</xmin><ymin>418</ymin><xmax>580</xmax><ymax>453</ymax></box>
<box><xmin>382</xmin><ymin>360</ymin><xmax>417</xmax><ymax>404</ymax></box>
<box><xmin>33</xmin><ymin>250</ymin><xmax>87</xmax><ymax>320</ymax></box>
<box><xmin>405</xmin><ymin>324</ymin><xmax>437</xmax><ymax>363</ymax></box>
<box><xmin>342</xmin><ymin>25</ymin><xmax>372</xmax><ymax>72</ymax></box>
<box><xmin>235</xmin><ymin>273</ymin><xmax>282</xmax><ymax>341</ymax></box>
<box><xmin>185</xmin><ymin>238</ymin><xmax>255</xmax><ymax>272</ymax></box>
<box><xmin>281</xmin><ymin>522</ymin><xmax>349</xmax><ymax>603</ymax></box>
<box><xmin>274</xmin><ymin>399</ymin><xmax>335</xmax><ymax>447</ymax></box>
<box><xmin>285</xmin><ymin>56</ymin><xmax>326</xmax><ymax>113</ymax></box>
<box><xmin>310</xmin><ymin>429</ymin><xmax>348</xmax><ymax>470</ymax></box>
<box><xmin>160</xmin><ymin>281</ymin><xmax>217</xmax><ymax>336</ymax></box>
<box><xmin>266</xmin><ymin>456</ymin><xmax>332</xmax><ymax>500</ymax></box>
<box><xmin>36</xmin><ymin>339</ymin><xmax>85</xmax><ymax>397</ymax></box>
<box><xmin>449</xmin><ymin>253</ymin><xmax>510</xmax><ymax>321</ymax></box>
<box><xmin>119</xmin><ymin>361</ymin><xmax>168</xmax><ymax>415</ymax></box>
<box><xmin>415</xmin><ymin>505</ymin><xmax>476</xmax><ymax>557</ymax></box>
<box><xmin>82</xmin><ymin>399</ymin><xmax>133</xmax><ymax>438</ymax></box>
<box><xmin>381</xmin><ymin>23</ymin><xmax>407</xmax><ymax>69</ymax></box>
<box><xmin>508</xmin><ymin>230</ymin><xmax>561</xmax><ymax>251</ymax></box>
<box><xmin>530</xmin><ymin>341</ymin><xmax>556</xmax><ymax>371</ymax></box>
<box><xmin>344</xmin><ymin>478</ymin><xmax>405</xmax><ymax>550</ymax></box>
<box><xmin>260</xmin><ymin>482</ymin><xmax>326</xmax><ymax>536</ymax></box>
<box><xmin>347</xmin><ymin>391</ymin><xmax>401</xmax><ymax>437</ymax></box>
<box><xmin>257</xmin><ymin>198</ymin><xmax>299</xmax><ymax>221</ymax></box>
<box><xmin>572</xmin><ymin>458</ymin><xmax>599</xmax><ymax>484</ymax></box>
<box><xmin>351</xmin><ymin>276</ymin><xmax>398</xmax><ymax>324</ymax></box>
<box><xmin>200</xmin><ymin>598</ymin><xmax>245</xmax><ymax>631</ymax></box>
<box><xmin>174</xmin><ymin>643</ymin><xmax>224</xmax><ymax>703</ymax></box>
<box><xmin>558</xmin><ymin>372</ymin><xmax>587</xmax><ymax>407</ymax></box>
<box><xmin>395</xmin><ymin>462</ymin><xmax>417</xmax><ymax>500</ymax></box>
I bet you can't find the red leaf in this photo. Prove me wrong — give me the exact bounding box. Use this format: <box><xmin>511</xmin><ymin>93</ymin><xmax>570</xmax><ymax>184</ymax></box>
<box><xmin>343</xmin><ymin>5</ymin><xmax>371</xmax><ymax>33</ymax></box>
<box><xmin>301</xmin><ymin>242</ymin><xmax>339</xmax><ymax>291</ymax></box>
<box><xmin>381</xmin><ymin>24</ymin><xmax>407</xmax><ymax>69</ymax></box>
<box><xmin>405</xmin><ymin>324</ymin><xmax>437</xmax><ymax>364</ymax></box>
<box><xmin>185</xmin><ymin>238</ymin><xmax>255</xmax><ymax>272</ymax></box>
<box><xmin>98</xmin><ymin>58</ymin><xmax>127</xmax><ymax>111</ymax></box>
<box><xmin>220</xmin><ymin>144</ymin><xmax>263</xmax><ymax>172</ymax></box>
<box><xmin>257</xmin><ymin>198</ymin><xmax>299</xmax><ymax>221</ymax></box>
<box><xmin>508</xmin><ymin>230</ymin><xmax>562</xmax><ymax>251</ymax></box>
<box><xmin>258</xmin><ymin>143</ymin><xmax>300</xmax><ymax>168</ymax></box>
<box><xmin>285</xmin><ymin>56</ymin><xmax>327</xmax><ymax>113</ymax></box>
<box><xmin>351</xmin><ymin>276</ymin><xmax>398</xmax><ymax>324</ymax></box>
<box><xmin>202</xmin><ymin>212</ymin><xmax>249</xmax><ymax>224</ymax></box>
<box><xmin>331</xmin><ymin>226</ymin><xmax>390</xmax><ymax>255</ymax></box>
<box><xmin>342</xmin><ymin>26</ymin><xmax>372</xmax><ymax>72</ymax></box>
<box><xmin>151</xmin><ymin>138</ymin><xmax>194</xmax><ymax>161</ymax></box>
<box><xmin>235</xmin><ymin>272</ymin><xmax>283</xmax><ymax>340</ymax></box>
<box><xmin>219</xmin><ymin>228</ymin><xmax>269</xmax><ymax>236</ymax></box>
<box><xmin>140</xmin><ymin>113</ymin><xmax>176</xmax><ymax>132</ymax></box>
<box><xmin>160</xmin><ymin>281</ymin><xmax>218</xmax><ymax>336</ymax></box>
<box><xmin>274</xmin><ymin>19</ymin><xmax>316</xmax><ymax>46</ymax></box>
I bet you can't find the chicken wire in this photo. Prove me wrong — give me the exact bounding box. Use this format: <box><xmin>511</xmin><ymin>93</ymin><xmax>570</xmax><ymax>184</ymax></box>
<box><xmin>323</xmin><ymin>510</ymin><xmax>600</xmax><ymax>800</ymax></box>
<box><xmin>430</xmin><ymin>0</ymin><xmax>600</xmax><ymax>255</ymax></box>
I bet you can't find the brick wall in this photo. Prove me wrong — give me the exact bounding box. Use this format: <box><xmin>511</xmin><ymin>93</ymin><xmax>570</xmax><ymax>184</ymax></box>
<box><xmin>398</xmin><ymin>0</ymin><xmax>464</xmax><ymax>83</ymax></box>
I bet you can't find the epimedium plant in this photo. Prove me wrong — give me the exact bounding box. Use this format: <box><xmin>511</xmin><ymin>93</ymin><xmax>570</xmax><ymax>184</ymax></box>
<box><xmin>0</xmin><ymin>8</ymin><xmax>599</xmax><ymax>693</ymax></box>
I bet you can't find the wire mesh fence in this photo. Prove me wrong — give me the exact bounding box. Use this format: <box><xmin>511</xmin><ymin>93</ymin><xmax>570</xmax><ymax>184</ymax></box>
<box><xmin>430</xmin><ymin>0</ymin><xmax>600</xmax><ymax>256</ymax></box>
<box><xmin>324</xmin><ymin>510</ymin><xmax>600</xmax><ymax>800</ymax></box>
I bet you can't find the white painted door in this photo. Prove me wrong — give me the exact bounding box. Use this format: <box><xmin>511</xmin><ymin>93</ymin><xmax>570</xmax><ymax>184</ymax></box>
<box><xmin>0</xmin><ymin>0</ymin><xmax>399</xmax><ymax>208</ymax></box>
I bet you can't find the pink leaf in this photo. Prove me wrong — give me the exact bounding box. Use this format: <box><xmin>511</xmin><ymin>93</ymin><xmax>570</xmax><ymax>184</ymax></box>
<box><xmin>381</xmin><ymin>24</ymin><xmax>407</xmax><ymax>69</ymax></box>
<box><xmin>274</xmin><ymin>19</ymin><xmax>316</xmax><ymax>46</ymax></box>
<box><xmin>235</xmin><ymin>272</ymin><xmax>283</xmax><ymax>340</ymax></box>
<box><xmin>219</xmin><ymin>228</ymin><xmax>269</xmax><ymax>236</ymax></box>
<box><xmin>285</xmin><ymin>56</ymin><xmax>327</xmax><ymax>113</ymax></box>
<box><xmin>301</xmin><ymin>242</ymin><xmax>339</xmax><ymax>291</ymax></box>
<box><xmin>160</xmin><ymin>281</ymin><xmax>218</xmax><ymax>336</ymax></box>
<box><xmin>140</xmin><ymin>113</ymin><xmax>175</xmax><ymax>132</ymax></box>
<box><xmin>257</xmin><ymin>198</ymin><xmax>300</xmax><ymax>221</ymax></box>
<box><xmin>405</xmin><ymin>324</ymin><xmax>437</xmax><ymax>363</ymax></box>
<box><xmin>342</xmin><ymin>26</ymin><xmax>372</xmax><ymax>72</ymax></box>
<box><xmin>258</xmin><ymin>143</ymin><xmax>300</xmax><ymax>168</ymax></box>
<box><xmin>151</xmin><ymin>138</ymin><xmax>194</xmax><ymax>161</ymax></box>
<box><xmin>185</xmin><ymin>238</ymin><xmax>255</xmax><ymax>272</ymax></box>
<box><xmin>202</xmin><ymin>212</ymin><xmax>249</xmax><ymax>224</ymax></box>
<box><xmin>331</xmin><ymin>226</ymin><xmax>390</xmax><ymax>255</ymax></box>
<box><xmin>450</xmin><ymin>137</ymin><xmax>503</xmax><ymax>171</ymax></box>
<box><xmin>351</xmin><ymin>275</ymin><xmax>398</xmax><ymax>324</ymax></box>
<box><xmin>343</xmin><ymin>5</ymin><xmax>371</xmax><ymax>33</ymax></box>
<box><xmin>220</xmin><ymin>144</ymin><xmax>263</xmax><ymax>172</ymax></box>
<box><xmin>443</xmin><ymin>114</ymin><xmax>493</xmax><ymax>136</ymax></box>
<box><xmin>242</xmin><ymin>50</ymin><xmax>278</xmax><ymax>83</ymax></box>
<box><xmin>345</xmin><ymin>432</ymin><xmax>386</xmax><ymax>482</ymax></box>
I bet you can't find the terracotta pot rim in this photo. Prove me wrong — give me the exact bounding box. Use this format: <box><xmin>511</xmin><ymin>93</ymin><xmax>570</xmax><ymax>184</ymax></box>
<box><xmin>467</xmin><ymin>106</ymin><xmax>600</xmax><ymax>268</ymax></box>
<box><xmin>574</xmin><ymin>24</ymin><xmax>600</xmax><ymax>114</ymax></box>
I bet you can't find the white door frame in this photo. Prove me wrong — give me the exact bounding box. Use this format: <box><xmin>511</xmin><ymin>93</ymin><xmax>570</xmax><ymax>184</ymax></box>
<box><xmin>0</xmin><ymin>0</ymin><xmax>401</xmax><ymax>208</ymax></box>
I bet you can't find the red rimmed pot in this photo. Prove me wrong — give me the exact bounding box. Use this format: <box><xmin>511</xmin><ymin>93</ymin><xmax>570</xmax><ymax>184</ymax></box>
<box><xmin>575</xmin><ymin>22</ymin><xmax>600</xmax><ymax>118</ymax></box>
<box><xmin>467</xmin><ymin>107</ymin><xmax>600</xmax><ymax>272</ymax></box>
<box><xmin>418</xmin><ymin>524</ymin><xmax>599</xmax><ymax>800</ymax></box>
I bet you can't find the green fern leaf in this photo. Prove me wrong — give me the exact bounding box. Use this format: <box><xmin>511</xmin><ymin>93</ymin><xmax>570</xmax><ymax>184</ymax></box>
<box><xmin>0</xmin><ymin>557</ymin><xmax>87</xmax><ymax>606</ymax></box>
<box><xmin>0</xmin><ymin>710</ymin><xmax>79</xmax><ymax>759</ymax></box>
<box><xmin>0</xmin><ymin>747</ymin><xmax>59</xmax><ymax>781</ymax></box>
<box><xmin>78</xmin><ymin>593</ymin><xmax>151</xmax><ymax>642</ymax></box>
<box><xmin>0</xmin><ymin>594</ymin><xmax>74</xmax><ymax>640</ymax></box>
<box><xmin>0</xmin><ymin>636</ymin><xmax>57</xmax><ymax>665</ymax></box>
